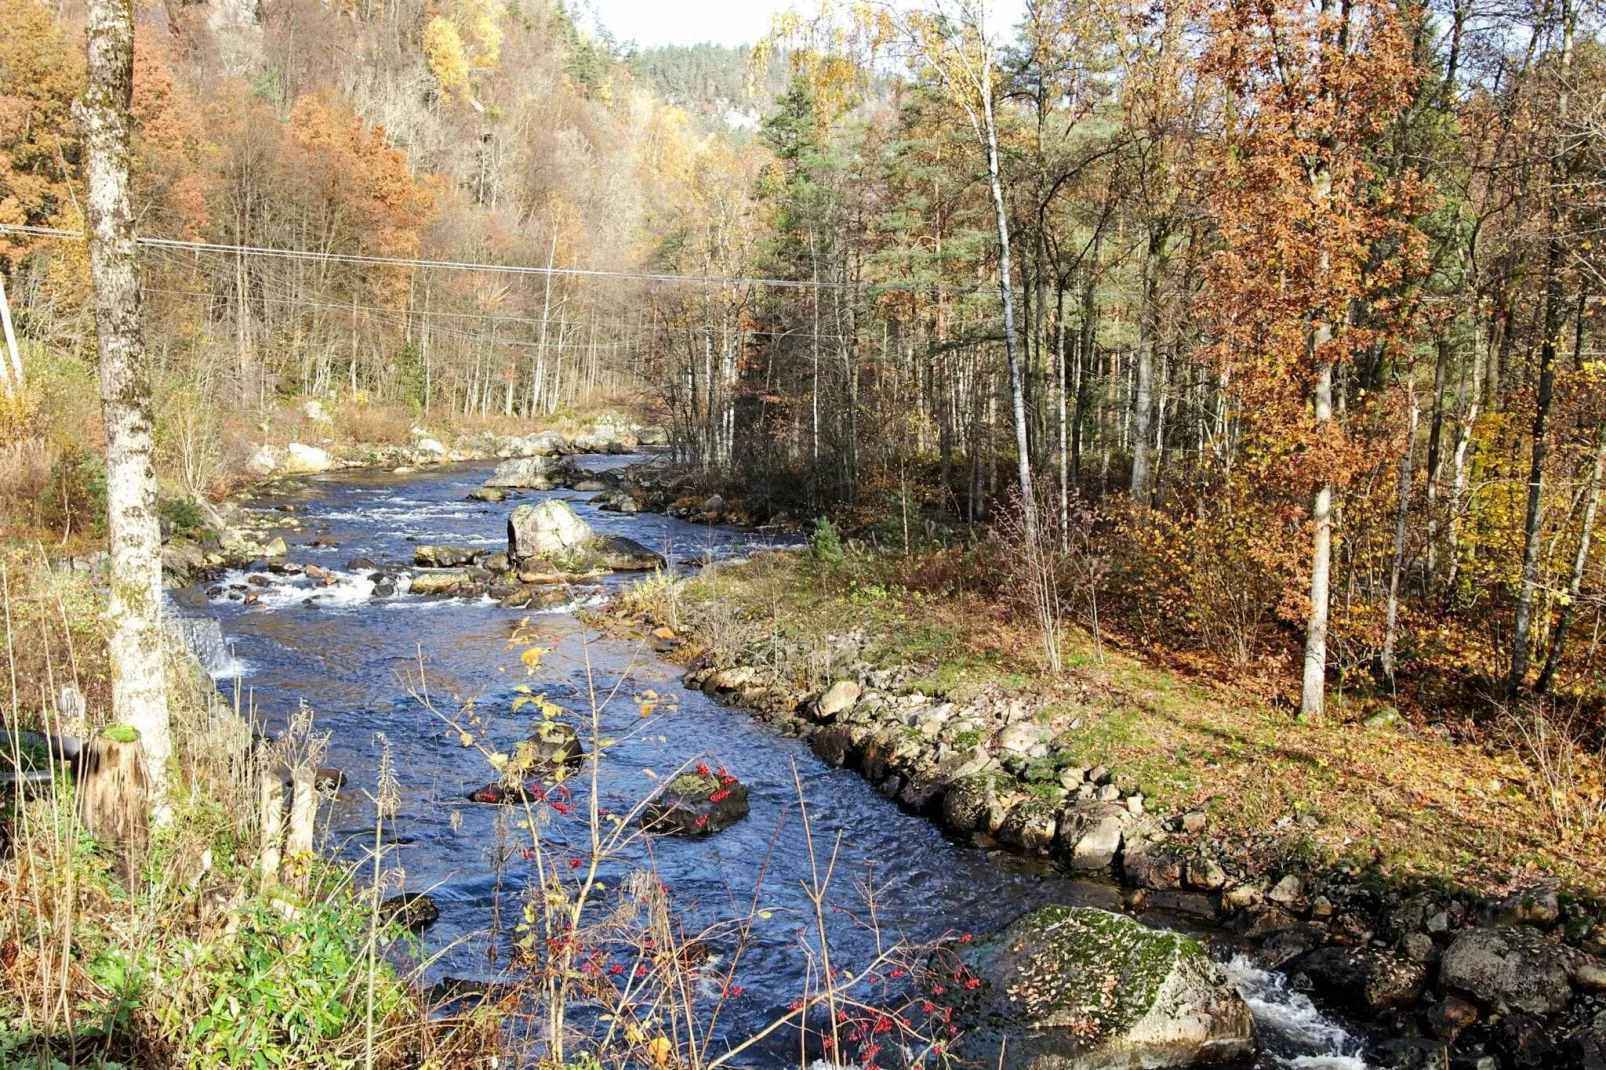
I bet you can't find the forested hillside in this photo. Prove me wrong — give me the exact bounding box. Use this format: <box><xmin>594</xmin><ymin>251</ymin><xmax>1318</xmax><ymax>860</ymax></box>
<box><xmin>3</xmin><ymin>0</ymin><xmax>1606</xmax><ymax>795</ymax></box>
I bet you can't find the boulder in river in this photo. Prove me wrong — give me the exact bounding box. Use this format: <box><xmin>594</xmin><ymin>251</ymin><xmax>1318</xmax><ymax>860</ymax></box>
<box><xmin>411</xmin><ymin>570</ymin><xmax>468</xmax><ymax>595</ymax></box>
<box><xmin>593</xmin><ymin>535</ymin><xmax>665</xmax><ymax>571</ymax></box>
<box><xmin>642</xmin><ymin>766</ymin><xmax>749</xmax><ymax>835</ymax></box>
<box><xmin>467</xmin><ymin>486</ymin><xmax>508</xmax><ymax>502</ymax></box>
<box><xmin>509</xmin><ymin>500</ymin><xmax>594</xmax><ymax>560</ymax></box>
<box><xmin>380</xmin><ymin>892</ymin><xmax>439</xmax><ymax>933</ymax></box>
<box><xmin>1284</xmin><ymin>946</ymin><xmax>1428</xmax><ymax>1014</ymax></box>
<box><xmin>940</xmin><ymin>905</ymin><xmax>1256</xmax><ymax>1070</ymax></box>
<box><xmin>943</xmin><ymin>773</ymin><xmax>1004</xmax><ymax>835</ymax></box>
<box><xmin>414</xmin><ymin>545</ymin><xmax>479</xmax><ymax>568</ymax></box>
<box><xmin>486</xmin><ymin>456</ymin><xmax>574</xmax><ymax>489</ymax></box>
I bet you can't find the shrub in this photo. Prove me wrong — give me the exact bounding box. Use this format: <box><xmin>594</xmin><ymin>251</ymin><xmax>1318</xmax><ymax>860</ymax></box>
<box><xmin>41</xmin><ymin>441</ymin><xmax>107</xmax><ymax>540</ymax></box>
<box><xmin>809</xmin><ymin>516</ymin><xmax>844</xmax><ymax>564</ymax></box>
<box><xmin>158</xmin><ymin>495</ymin><xmax>209</xmax><ymax>541</ymax></box>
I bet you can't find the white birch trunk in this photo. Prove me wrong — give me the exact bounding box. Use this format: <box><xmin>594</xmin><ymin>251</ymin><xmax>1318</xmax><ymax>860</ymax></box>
<box><xmin>81</xmin><ymin>0</ymin><xmax>171</xmax><ymax>803</ymax></box>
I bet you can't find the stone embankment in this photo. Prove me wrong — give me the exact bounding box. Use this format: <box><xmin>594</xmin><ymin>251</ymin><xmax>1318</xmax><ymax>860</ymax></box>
<box><xmin>670</xmin><ymin>640</ymin><xmax>1606</xmax><ymax>1068</ymax></box>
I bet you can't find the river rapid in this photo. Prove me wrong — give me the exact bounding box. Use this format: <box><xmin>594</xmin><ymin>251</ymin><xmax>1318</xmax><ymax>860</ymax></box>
<box><xmin>171</xmin><ymin>456</ymin><xmax>1372</xmax><ymax>1069</ymax></box>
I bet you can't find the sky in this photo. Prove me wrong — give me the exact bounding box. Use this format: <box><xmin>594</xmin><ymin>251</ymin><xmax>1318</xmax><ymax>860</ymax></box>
<box><xmin>586</xmin><ymin>0</ymin><xmax>1029</xmax><ymax>50</ymax></box>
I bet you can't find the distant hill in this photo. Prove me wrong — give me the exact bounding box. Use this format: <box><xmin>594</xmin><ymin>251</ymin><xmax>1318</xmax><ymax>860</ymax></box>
<box><xmin>625</xmin><ymin>43</ymin><xmax>790</xmax><ymax>126</ymax></box>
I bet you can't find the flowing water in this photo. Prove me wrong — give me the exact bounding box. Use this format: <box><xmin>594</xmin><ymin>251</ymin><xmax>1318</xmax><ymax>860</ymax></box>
<box><xmin>170</xmin><ymin>457</ymin><xmax>1372</xmax><ymax>1068</ymax></box>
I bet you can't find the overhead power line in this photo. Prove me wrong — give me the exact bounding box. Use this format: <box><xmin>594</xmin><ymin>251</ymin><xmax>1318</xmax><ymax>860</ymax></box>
<box><xmin>1</xmin><ymin>222</ymin><xmax>1012</xmax><ymax>296</ymax></box>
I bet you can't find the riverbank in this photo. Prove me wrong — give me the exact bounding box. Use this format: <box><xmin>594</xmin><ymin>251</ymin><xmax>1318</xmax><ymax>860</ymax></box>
<box><xmin>0</xmin><ymin>551</ymin><xmax>500</xmax><ymax>1068</ymax></box>
<box><xmin>607</xmin><ymin>545</ymin><xmax>1606</xmax><ymax>1067</ymax></box>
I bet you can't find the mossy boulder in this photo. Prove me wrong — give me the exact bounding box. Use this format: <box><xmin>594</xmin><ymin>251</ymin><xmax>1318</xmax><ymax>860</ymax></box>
<box><xmin>941</xmin><ymin>905</ymin><xmax>1256</xmax><ymax>1069</ymax></box>
<box><xmin>642</xmin><ymin>766</ymin><xmax>749</xmax><ymax>835</ymax></box>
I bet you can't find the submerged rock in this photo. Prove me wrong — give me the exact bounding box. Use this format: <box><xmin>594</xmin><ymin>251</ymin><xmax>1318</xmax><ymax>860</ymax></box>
<box><xmin>942</xmin><ymin>905</ymin><xmax>1256</xmax><ymax>1069</ymax></box>
<box><xmin>508</xmin><ymin>500</ymin><xmax>594</xmax><ymax>560</ymax></box>
<box><xmin>642</xmin><ymin>766</ymin><xmax>749</xmax><ymax>835</ymax></box>
<box><xmin>467</xmin><ymin>486</ymin><xmax>508</xmax><ymax>502</ymax></box>
<box><xmin>518</xmin><ymin>720</ymin><xmax>585</xmax><ymax>769</ymax></box>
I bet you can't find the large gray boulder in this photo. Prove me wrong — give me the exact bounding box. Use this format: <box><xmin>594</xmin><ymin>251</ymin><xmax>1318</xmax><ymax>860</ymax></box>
<box><xmin>486</xmin><ymin>456</ymin><xmax>580</xmax><ymax>489</ymax></box>
<box><xmin>1058</xmin><ymin>801</ymin><xmax>1131</xmax><ymax>872</ymax></box>
<box><xmin>508</xmin><ymin>500</ymin><xmax>594</xmax><ymax>560</ymax></box>
<box><xmin>1439</xmin><ymin>927</ymin><xmax>1572</xmax><ymax>1015</ymax></box>
<box><xmin>944</xmin><ymin>905</ymin><xmax>1256</xmax><ymax>1069</ymax></box>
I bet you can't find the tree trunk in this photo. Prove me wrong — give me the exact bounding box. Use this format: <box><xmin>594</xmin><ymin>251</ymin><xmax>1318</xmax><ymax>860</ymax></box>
<box><xmin>0</xmin><ymin>268</ymin><xmax>23</xmax><ymax>393</ymax></box>
<box><xmin>1130</xmin><ymin>232</ymin><xmax>1160</xmax><ymax>504</ymax></box>
<box><xmin>1379</xmin><ymin>395</ymin><xmax>1419</xmax><ymax>686</ymax></box>
<box><xmin>1512</xmin><ymin>3</ymin><xmax>1573</xmax><ymax>692</ymax></box>
<box><xmin>980</xmin><ymin>76</ymin><xmax>1035</xmax><ymax>535</ymax></box>
<box><xmin>82</xmin><ymin>0</ymin><xmax>171</xmax><ymax>804</ymax></box>
<box><xmin>1537</xmin><ymin>421</ymin><xmax>1606</xmax><ymax>693</ymax></box>
<box><xmin>1301</xmin><ymin>360</ymin><xmax>1335</xmax><ymax>717</ymax></box>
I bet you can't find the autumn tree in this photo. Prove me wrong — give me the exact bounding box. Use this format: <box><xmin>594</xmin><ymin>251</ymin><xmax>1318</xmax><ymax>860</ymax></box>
<box><xmin>1198</xmin><ymin>0</ymin><xmax>1429</xmax><ymax>715</ymax></box>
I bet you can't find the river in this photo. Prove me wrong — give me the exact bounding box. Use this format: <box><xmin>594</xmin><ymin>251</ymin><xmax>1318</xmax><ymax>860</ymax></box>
<box><xmin>170</xmin><ymin>455</ymin><xmax>1371</xmax><ymax>1069</ymax></box>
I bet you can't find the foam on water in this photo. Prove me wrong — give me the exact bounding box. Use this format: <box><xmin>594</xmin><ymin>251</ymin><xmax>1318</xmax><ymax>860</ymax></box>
<box><xmin>1223</xmin><ymin>956</ymin><xmax>1371</xmax><ymax>1068</ymax></box>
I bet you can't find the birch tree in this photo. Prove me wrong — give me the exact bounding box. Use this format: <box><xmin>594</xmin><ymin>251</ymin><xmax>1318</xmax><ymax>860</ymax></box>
<box><xmin>79</xmin><ymin>0</ymin><xmax>171</xmax><ymax>801</ymax></box>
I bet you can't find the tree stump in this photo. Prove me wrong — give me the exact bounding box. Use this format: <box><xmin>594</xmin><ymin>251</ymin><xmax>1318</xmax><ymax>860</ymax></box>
<box><xmin>76</xmin><ymin>725</ymin><xmax>149</xmax><ymax>887</ymax></box>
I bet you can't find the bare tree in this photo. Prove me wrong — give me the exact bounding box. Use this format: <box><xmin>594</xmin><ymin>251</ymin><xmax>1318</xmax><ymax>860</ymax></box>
<box><xmin>80</xmin><ymin>0</ymin><xmax>171</xmax><ymax>802</ymax></box>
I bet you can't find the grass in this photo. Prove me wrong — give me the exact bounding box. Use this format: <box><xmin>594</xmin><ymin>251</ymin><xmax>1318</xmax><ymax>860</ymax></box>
<box><xmin>632</xmin><ymin>547</ymin><xmax>1606</xmax><ymax>897</ymax></box>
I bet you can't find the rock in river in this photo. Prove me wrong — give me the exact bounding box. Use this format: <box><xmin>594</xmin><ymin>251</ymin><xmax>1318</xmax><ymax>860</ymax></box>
<box><xmin>410</xmin><ymin>570</ymin><xmax>468</xmax><ymax>595</ymax></box>
<box><xmin>380</xmin><ymin>892</ymin><xmax>439</xmax><ymax>932</ymax></box>
<box><xmin>593</xmin><ymin>535</ymin><xmax>665</xmax><ymax>571</ymax></box>
<box><xmin>642</xmin><ymin>766</ymin><xmax>749</xmax><ymax>835</ymax></box>
<box><xmin>485</xmin><ymin>456</ymin><xmax>568</xmax><ymax>489</ymax></box>
<box><xmin>508</xmin><ymin>500</ymin><xmax>594</xmax><ymax>560</ymax></box>
<box><xmin>413</xmin><ymin>544</ymin><xmax>479</xmax><ymax>567</ymax></box>
<box><xmin>941</xmin><ymin>905</ymin><xmax>1256</xmax><ymax>1069</ymax></box>
<box><xmin>516</xmin><ymin>719</ymin><xmax>585</xmax><ymax>769</ymax></box>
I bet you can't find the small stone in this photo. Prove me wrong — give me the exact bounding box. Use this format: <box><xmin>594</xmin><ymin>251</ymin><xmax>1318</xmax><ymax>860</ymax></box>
<box><xmin>817</xmin><ymin>679</ymin><xmax>861</xmax><ymax>719</ymax></box>
<box><xmin>1222</xmin><ymin>885</ymin><xmax>1263</xmax><ymax>912</ymax></box>
<box><xmin>1095</xmin><ymin>783</ymin><xmax>1122</xmax><ymax>802</ymax></box>
<box><xmin>1088</xmin><ymin>765</ymin><xmax>1110</xmax><ymax>784</ymax></box>
<box><xmin>1058</xmin><ymin>767</ymin><xmax>1086</xmax><ymax>789</ymax></box>
<box><xmin>1125</xmin><ymin>794</ymin><xmax>1144</xmax><ymax>816</ymax></box>
<box><xmin>1268</xmin><ymin>874</ymin><xmax>1304</xmax><ymax>905</ymax></box>
<box><xmin>1182</xmin><ymin>810</ymin><xmax>1208</xmax><ymax>834</ymax></box>
<box><xmin>1401</xmin><ymin>932</ymin><xmax>1437</xmax><ymax>964</ymax></box>
<box><xmin>1427</xmin><ymin>995</ymin><xmax>1478</xmax><ymax>1042</ymax></box>
<box><xmin>1427</xmin><ymin>911</ymin><xmax>1450</xmax><ymax>934</ymax></box>
<box><xmin>1576</xmin><ymin>961</ymin><xmax>1606</xmax><ymax>992</ymax></box>
<box><xmin>1310</xmin><ymin>895</ymin><xmax>1334</xmax><ymax>921</ymax></box>
<box><xmin>1186</xmin><ymin>857</ymin><xmax>1227</xmax><ymax>891</ymax></box>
